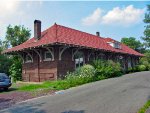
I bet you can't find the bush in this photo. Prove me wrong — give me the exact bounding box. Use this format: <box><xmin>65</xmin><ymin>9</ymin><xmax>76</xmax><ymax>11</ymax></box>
<box><xmin>0</xmin><ymin>54</ymin><xmax>12</xmax><ymax>75</ymax></box>
<box><xmin>65</xmin><ymin>64</ymin><xmax>95</xmax><ymax>88</ymax></box>
<box><xmin>131</xmin><ymin>65</ymin><xmax>139</xmax><ymax>72</ymax></box>
<box><xmin>147</xmin><ymin>65</ymin><xmax>150</xmax><ymax>70</ymax></box>
<box><xmin>127</xmin><ymin>67</ymin><xmax>134</xmax><ymax>73</ymax></box>
<box><xmin>91</xmin><ymin>60</ymin><xmax>122</xmax><ymax>80</ymax></box>
<box><xmin>138</xmin><ymin>65</ymin><xmax>147</xmax><ymax>71</ymax></box>
<box><xmin>9</xmin><ymin>59</ymin><xmax>22</xmax><ymax>82</ymax></box>
<box><xmin>139</xmin><ymin>52</ymin><xmax>150</xmax><ymax>71</ymax></box>
<box><xmin>76</xmin><ymin>64</ymin><xmax>95</xmax><ymax>79</ymax></box>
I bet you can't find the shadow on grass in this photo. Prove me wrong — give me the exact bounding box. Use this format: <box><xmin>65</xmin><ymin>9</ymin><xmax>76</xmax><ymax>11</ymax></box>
<box><xmin>1</xmin><ymin>102</ymin><xmax>46</xmax><ymax>113</ymax></box>
<box><xmin>61</xmin><ymin>110</ymin><xmax>85</xmax><ymax>113</ymax></box>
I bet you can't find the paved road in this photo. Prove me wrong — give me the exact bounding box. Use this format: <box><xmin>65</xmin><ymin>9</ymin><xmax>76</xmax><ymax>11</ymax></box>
<box><xmin>1</xmin><ymin>71</ymin><xmax>150</xmax><ymax>113</ymax></box>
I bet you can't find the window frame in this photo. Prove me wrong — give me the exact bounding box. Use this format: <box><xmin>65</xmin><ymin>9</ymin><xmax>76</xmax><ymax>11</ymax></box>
<box><xmin>74</xmin><ymin>51</ymin><xmax>84</xmax><ymax>69</ymax></box>
<box><xmin>44</xmin><ymin>51</ymin><xmax>53</xmax><ymax>61</ymax></box>
<box><xmin>25</xmin><ymin>54</ymin><xmax>32</xmax><ymax>63</ymax></box>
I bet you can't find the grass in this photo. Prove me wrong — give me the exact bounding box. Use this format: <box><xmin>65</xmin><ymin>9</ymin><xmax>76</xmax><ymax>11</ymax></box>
<box><xmin>18</xmin><ymin>80</ymin><xmax>70</xmax><ymax>91</ymax></box>
<box><xmin>18</xmin><ymin>80</ymin><xmax>81</xmax><ymax>91</ymax></box>
<box><xmin>138</xmin><ymin>100</ymin><xmax>150</xmax><ymax>113</ymax></box>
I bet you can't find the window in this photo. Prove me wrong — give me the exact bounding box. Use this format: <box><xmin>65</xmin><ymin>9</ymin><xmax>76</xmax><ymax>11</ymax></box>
<box><xmin>107</xmin><ymin>42</ymin><xmax>121</xmax><ymax>49</ymax></box>
<box><xmin>25</xmin><ymin>54</ymin><xmax>32</xmax><ymax>63</ymax></box>
<box><xmin>116</xmin><ymin>55</ymin><xmax>125</xmax><ymax>69</ymax></box>
<box><xmin>128</xmin><ymin>57</ymin><xmax>132</xmax><ymax>68</ymax></box>
<box><xmin>44</xmin><ymin>51</ymin><xmax>52</xmax><ymax>61</ymax></box>
<box><xmin>74</xmin><ymin>51</ymin><xmax>84</xmax><ymax>68</ymax></box>
<box><xmin>97</xmin><ymin>53</ymin><xmax>106</xmax><ymax>60</ymax></box>
<box><xmin>114</xmin><ymin>42</ymin><xmax>121</xmax><ymax>49</ymax></box>
<box><xmin>89</xmin><ymin>53</ymin><xmax>95</xmax><ymax>61</ymax></box>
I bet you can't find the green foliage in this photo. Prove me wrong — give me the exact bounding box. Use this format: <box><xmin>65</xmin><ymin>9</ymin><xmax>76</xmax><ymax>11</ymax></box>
<box><xmin>76</xmin><ymin>64</ymin><xmax>95</xmax><ymax>78</ymax></box>
<box><xmin>121</xmin><ymin>37</ymin><xmax>144</xmax><ymax>53</ymax></box>
<box><xmin>137</xmin><ymin>65</ymin><xmax>147</xmax><ymax>71</ymax></box>
<box><xmin>0</xmin><ymin>25</ymin><xmax>30</xmax><ymax>79</ymax></box>
<box><xmin>65</xmin><ymin>64</ymin><xmax>96</xmax><ymax>87</ymax></box>
<box><xmin>0</xmin><ymin>40</ymin><xmax>13</xmax><ymax>75</ymax></box>
<box><xmin>138</xmin><ymin>100</ymin><xmax>150</xmax><ymax>113</ymax></box>
<box><xmin>0</xmin><ymin>54</ymin><xmax>12</xmax><ymax>75</ymax></box>
<box><xmin>4</xmin><ymin>25</ymin><xmax>31</xmax><ymax>81</ymax></box>
<box><xmin>139</xmin><ymin>52</ymin><xmax>150</xmax><ymax>71</ymax></box>
<box><xmin>9</xmin><ymin>58</ymin><xmax>22</xmax><ymax>82</ymax></box>
<box><xmin>92</xmin><ymin>60</ymin><xmax>122</xmax><ymax>80</ymax></box>
<box><xmin>142</xmin><ymin>5</ymin><xmax>150</xmax><ymax>48</ymax></box>
<box><xmin>6</xmin><ymin>25</ymin><xmax>31</xmax><ymax>47</ymax></box>
<box><xmin>132</xmin><ymin>65</ymin><xmax>140</xmax><ymax>72</ymax></box>
<box><xmin>19</xmin><ymin>84</ymin><xmax>46</xmax><ymax>91</ymax></box>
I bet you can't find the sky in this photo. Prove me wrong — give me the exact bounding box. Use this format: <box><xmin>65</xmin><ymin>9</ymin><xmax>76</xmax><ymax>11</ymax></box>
<box><xmin>0</xmin><ymin>1</ymin><xmax>149</xmax><ymax>42</ymax></box>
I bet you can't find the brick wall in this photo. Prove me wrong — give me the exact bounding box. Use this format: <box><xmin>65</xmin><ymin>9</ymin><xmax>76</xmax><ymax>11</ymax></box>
<box><xmin>57</xmin><ymin>48</ymin><xmax>75</xmax><ymax>79</ymax></box>
<box><xmin>22</xmin><ymin>45</ymin><xmax>139</xmax><ymax>82</ymax></box>
<box><xmin>22</xmin><ymin>48</ymin><xmax>58</xmax><ymax>82</ymax></box>
<box><xmin>22</xmin><ymin>46</ymin><xmax>75</xmax><ymax>82</ymax></box>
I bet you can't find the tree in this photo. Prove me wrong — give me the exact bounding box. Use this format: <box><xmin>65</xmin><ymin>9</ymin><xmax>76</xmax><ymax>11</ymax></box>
<box><xmin>6</xmin><ymin>25</ymin><xmax>30</xmax><ymax>47</ymax></box>
<box><xmin>0</xmin><ymin>40</ymin><xmax>12</xmax><ymax>74</ymax></box>
<box><xmin>4</xmin><ymin>25</ymin><xmax>31</xmax><ymax>81</ymax></box>
<box><xmin>121</xmin><ymin>37</ymin><xmax>144</xmax><ymax>53</ymax></box>
<box><xmin>0</xmin><ymin>40</ymin><xmax>2</xmax><ymax>52</ymax></box>
<box><xmin>142</xmin><ymin>5</ymin><xmax>150</xmax><ymax>48</ymax></box>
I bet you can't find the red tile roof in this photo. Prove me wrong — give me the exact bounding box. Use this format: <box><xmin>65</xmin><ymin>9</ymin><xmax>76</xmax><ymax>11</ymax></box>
<box><xmin>3</xmin><ymin>23</ymin><xmax>144</xmax><ymax>56</ymax></box>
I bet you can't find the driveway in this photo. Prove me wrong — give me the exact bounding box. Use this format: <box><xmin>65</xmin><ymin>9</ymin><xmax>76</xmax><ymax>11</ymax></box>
<box><xmin>1</xmin><ymin>71</ymin><xmax>150</xmax><ymax>113</ymax></box>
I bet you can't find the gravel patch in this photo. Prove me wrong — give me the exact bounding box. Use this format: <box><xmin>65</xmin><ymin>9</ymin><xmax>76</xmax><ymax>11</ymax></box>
<box><xmin>0</xmin><ymin>89</ymin><xmax>56</xmax><ymax>110</ymax></box>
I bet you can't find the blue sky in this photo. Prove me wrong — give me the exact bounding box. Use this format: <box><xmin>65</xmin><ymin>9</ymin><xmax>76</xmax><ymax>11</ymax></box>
<box><xmin>0</xmin><ymin>1</ymin><xmax>149</xmax><ymax>42</ymax></box>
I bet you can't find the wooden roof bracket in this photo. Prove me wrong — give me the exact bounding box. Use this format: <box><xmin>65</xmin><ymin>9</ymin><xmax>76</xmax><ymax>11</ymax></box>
<box><xmin>59</xmin><ymin>46</ymin><xmax>69</xmax><ymax>60</ymax></box>
<box><xmin>17</xmin><ymin>53</ymin><xmax>25</xmax><ymax>64</ymax></box>
<box><xmin>33</xmin><ymin>49</ymin><xmax>42</xmax><ymax>62</ymax></box>
<box><xmin>87</xmin><ymin>50</ymin><xmax>95</xmax><ymax>61</ymax></box>
<box><xmin>72</xmin><ymin>48</ymin><xmax>81</xmax><ymax>61</ymax></box>
<box><xmin>23</xmin><ymin>51</ymin><xmax>33</xmax><ymax>62</ymax></box>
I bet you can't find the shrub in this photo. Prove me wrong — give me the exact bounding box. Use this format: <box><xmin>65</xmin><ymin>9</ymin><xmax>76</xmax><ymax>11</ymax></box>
<box><xmin>139</xmin><ymin>52</ymin><xmax>150</xmax><ymax>71</ymax></box>
<box><xmin>147</xmin><ymin>65</ymin><xmax>150</xmax><ymax>70</ymax></box>
<box><xmin>107</xmin><ymin>60</ymin><xmax>122</xmax><ymax>77</ymax></box>
<box><xmin>76</xmin><ymin>64</ymin><xmax>95</xmax><ymax>79</ymax></box>
<box><xmin>138</xmin><ymin>65</ymin><xmax>147</xmax><ymax>71</ymax></box>
<box><xmin>65</xmin><ymin>64</ymin><xmax>95</xmax><ymax>87</ymax></box>
<box><xmin>9</xmin><ymin>59</ymin><xmax>22</xmax><ymax>82</ymax></box>
<box><xmin>127</xmin><ymin>67</ymin><xmax>133</xmax><ymax>73</ymax></box>
<box><xmin>91</xmin><ymin>60</ymin><xmax>122</xmax><ymax>80</ymax></box>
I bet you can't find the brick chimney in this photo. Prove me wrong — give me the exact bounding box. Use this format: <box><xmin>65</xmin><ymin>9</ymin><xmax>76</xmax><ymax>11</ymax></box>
<box><xmin>96</xmin><ymin>32</ymin><xmax>100</xmax><ymax>37</ymax></box>
<box><xmin>34</xmin><ymin>20</ymin><xmax>41</xmax><ymax>40</ymax></box>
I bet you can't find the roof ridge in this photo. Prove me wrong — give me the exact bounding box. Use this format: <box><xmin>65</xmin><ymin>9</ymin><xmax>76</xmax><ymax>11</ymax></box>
<box><xmin>55</xmin><ymin>23</ymin><xmax>102</xmax><ymax>39</ymax></box>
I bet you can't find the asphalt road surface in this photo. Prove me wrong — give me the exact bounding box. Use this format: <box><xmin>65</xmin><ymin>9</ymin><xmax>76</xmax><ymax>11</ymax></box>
<box><xmin>1</xmin><ymin>71</ymin><xmax>150</xmax><ymax>113</ymax></box>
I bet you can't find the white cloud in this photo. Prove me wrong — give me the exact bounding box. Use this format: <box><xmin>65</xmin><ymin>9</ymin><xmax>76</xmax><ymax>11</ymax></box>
<box><xmin>102</xmin><ymin>5</ymin><xmax>145</xmax><ymax>26</ymax></box>
<box><xmin>82</xmin><ymin>5</ymin><xmax>145</xmax><ymax>26</ymax></box>
<box><xmin>0</xmin><ymin>1</ymin><xmax>43</xmax><ymax>40</ymax></box>
<box><xmin>82</xmin><ymin>8</ymin><xmax>103</xmax><ymax>26</ymax></box>
<box><xmin>0</xmin><ymin>1</ymin><xmax>21</xmax><ymax>22</ymax></box>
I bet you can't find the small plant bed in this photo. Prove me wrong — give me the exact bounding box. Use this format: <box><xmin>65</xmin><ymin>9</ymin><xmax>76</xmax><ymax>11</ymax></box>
<box><xmin>138</xmin><ymin>100</ymin><xmax>150</xmax><ymax>113</ymax></box>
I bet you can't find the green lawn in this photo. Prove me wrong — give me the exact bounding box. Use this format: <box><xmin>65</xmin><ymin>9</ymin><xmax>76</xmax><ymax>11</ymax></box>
<box><xmin>17</xmin><ymin>79</ymin><xmax>90</xmax><ymax>91</ymax></box>
<box><xmin>138</xmin><ymin>100</ymin><xmax>150</xmax><ymax>113</ymax></box>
